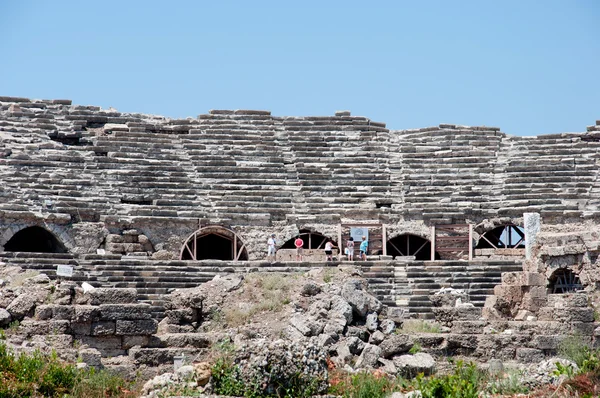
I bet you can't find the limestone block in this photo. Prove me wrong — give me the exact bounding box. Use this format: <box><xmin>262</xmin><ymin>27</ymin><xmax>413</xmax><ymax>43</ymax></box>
<box><xmin>553</xmin><ymin>308</ymin><xmax>594</xmax><ymax>323</ymax></box>
<box><xmin>106</xmin><ymin>243</ymin><xmax>124</xmax><ymax>252</ymax></box>
<box><xmin>379</xmin><ymin>319</ymin><xmax>396</xmax><ymax>335</ymax></box>
<box><xmin>369</xmin><ymin>330</ymin><xmax>385</xmax><ymax>345</ymax></box>
<box><xmin>153</xmin><ymin>333</ymin><xmax>212</xmax><ymax>348</ymax></box>
<box><xmin>71</xmin><ymin>322</ymin><xmax>92</xmax><ymax>336</ymax></box>
<box><xmin>122</xmin><ymin>335</ymin><xmax>150</xmax><ymax>349</ymax></box>
<box><xmin>379</xmin><ymin>334</ymin><xmax>414</xmax><ymax>358</ymax></box>
<box><xmin>501</xmin><ymin>272</ymin><xmax>522</xmax><ymax>286</ymax></box>
<box><xmin>0</xmin><ymin>308</ymin><xmax>11</xmax><ymax>327</ymax></box>
<box><xmin>451</xmin><ymin>321</ymin><xmax>488</xmax><ymax>334</ymax></box>
<box><xmin>515</xmin><ymin>348</ymin><xmax>545</xmax><ymax>363</ymax></box>
<box><xmin>99</xmin><ymin>304</ymin><xmax>152</xmax><ymax>320</ymax></box>
<box><xmin>91</xmin><ymin>321</ymin><xmax>116</xmax><ymax>336</ymax></box>
<box><xmin>493</xmin><ymin>285</ymin><xmax>524</xmax><ymax>303</ymax></box>
<box><xmin>80</xmin><ymin>336</ymin><xmax>125</xmax><ymax>357</ymax></box>
<box><xmin>355</xmin><ymin>343</ymin><xmax>382</xmax><ymax>368</ymax></box>
<box><xmin>52</xmin><ymin>305</ymin><xmax>75</xmax><ymax>320</ymax></box>
<box><xmin>345</xmin><ymin>326</ymin><xmax>369</xmax><ymax>342</ymax></box>
<box><xmin>129</xmin><ymin>347</ymin><xmax>204</xmax><ymax>366</ymax></box>
<box><xmin>88</xmin><ymin>288</ymin><xmax>137</xmax><ymax>305</ymax></box>
<box><xmin>365</xmin><ymin>312</ymin><xmax>378</xmax><ymax>332</ymax></box>
<box><xmin>571</xmin><ymin>322</ymin><xmax>596</xmax><ymax>336</ymax></box>
<box><xmin>35</xmin><ymin>305</ymin><xmax>54</xmax><ymax>320</ymax></box>
<box><xmin>105</xmin><ymin>234</ymin><xmax>124</xmax><ymax>244</ymax></box>
<box><xmin>394</xmin><ymin>353</ymin><xmax>436</xmax><ymax>377</ymax></box>
<box><xmin>19</xmin><ymin>320</ymin><xmax>70</xmax><ymax>337</ymax></box>
<box><xmin>165</xmin><ymin>308</ymin><xmax>197</xmax><ymax>324</ymax></box>
<box><xmin>521</xmin><ymin>272</ymin><xmax>546</xmax><ymax>286</ymax></box>
<box><xmin>446</xmin><ymin>334</ymin><xmax>479</xmax><ymax>355</ymax></box>
<box><xmin>529</xmin><ymin>335</ymin><xmax>560</xmax><ymax>350</ymax></box>
<box><xmin>521</xmin><ymin>295</ymin><xmax>547</xmax><ymax>313</ymax></box>
<box><xmin>74</xmin><ymin>306</ymin><xmax>100</xmax><ymax>322</ymax></box>
<box><xmin>78</xmin><ymin>347</ymin><xmax>103</xmax><ymax>367</ymax></box>
<box><xmin>547</xmin><ymin>293</ymin><xmax>588</xmax><ymax>308</ymax></box>
<box><xmin>115</xmin><ymin>319</ymin><xmax>158</xmax><ymax>336</ymax></box>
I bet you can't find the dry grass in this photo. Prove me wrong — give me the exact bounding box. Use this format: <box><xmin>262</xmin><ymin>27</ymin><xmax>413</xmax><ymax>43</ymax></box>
<box><xmin>8</xmin><ymin>270</ymin><xmax>39</xmax><ymax>287</ymax></box>
<box><xmin>399</xmin><ymin>319</ymin><xmax>442</xmax><ymax>334</ymax></box>
<box><xmin>221</xmin><ymin>273</ymin><xmax>295</xmax><ymax>327</ymax></box>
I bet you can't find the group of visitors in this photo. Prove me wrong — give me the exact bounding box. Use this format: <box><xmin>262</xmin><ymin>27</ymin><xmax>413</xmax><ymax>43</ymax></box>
<box><xmin>267</xmin><ymin>234</ymin><xmax>368</xmax><ymax>262</ymax></box>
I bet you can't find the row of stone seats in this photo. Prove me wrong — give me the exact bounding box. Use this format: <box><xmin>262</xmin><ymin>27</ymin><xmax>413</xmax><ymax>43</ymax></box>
<box><xmin>396</xmin><ymin>260</ymin><xmax>524</xmax><ymax>319</ymax></box>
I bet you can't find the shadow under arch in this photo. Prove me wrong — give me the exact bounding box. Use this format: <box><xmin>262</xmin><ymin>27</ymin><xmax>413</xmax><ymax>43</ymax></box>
<box><xmin>548</xmin><ymin>268</ymin><xmax>583</xmax><ymax>294</ymax></box>
<box><xmin>4</xmin><ymin>226</ymin><xmax>68</xmax><ymax>253</ymax></box>
<box><xmin>386</xmin><ymin>233</ymin><xmax>439</xmax><ymax>260</ymax></box>
<box><xmin>180</xmin><ymin>226</ymin><xmax>248</xmax><ymax>261</ymax></box>
<box><xmin>280</xmin><ymin>229</ymin><xmax>338</xmax><ymax>249</ymax></box>
<box><xmin>476</xmin><ymin>224</ymin><xmax>525</xmax><ymax>249</ymax></box>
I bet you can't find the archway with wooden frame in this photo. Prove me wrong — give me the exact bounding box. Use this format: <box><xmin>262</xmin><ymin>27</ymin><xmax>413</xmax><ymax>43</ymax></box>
<box><xmin>548</xmin><ymin>268</ymin><xmax>583</xmax><ymax>294</ymax></box>
<box><xmin>387</xmin><ymin>234</ymin><xmax>439</xmax><ymax>260</ymax></box>
<box><xmin>476</xmin><ymin>224</ymin><xmax>525</xmax><ymax>249</ymax></box>
<box><xmin>180</xmin><ymin>226</ymin><xmax>248</xmax><ymax>261</ymax></box>
<box><xmin>280</xmin><ymin>229</ymin><xmax>334</xmax><ymax>250</ymax></box>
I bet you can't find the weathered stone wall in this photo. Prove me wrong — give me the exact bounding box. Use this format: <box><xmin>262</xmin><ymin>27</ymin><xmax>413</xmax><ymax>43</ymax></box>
<box><xmin>1</xmin><ymin>96</ymin><xmax>599</xmax><ymax>258</ymax></box>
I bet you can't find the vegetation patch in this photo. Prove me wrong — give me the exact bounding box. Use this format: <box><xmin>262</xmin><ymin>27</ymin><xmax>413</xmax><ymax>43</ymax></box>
<box><xmin>399</xmin><ymin>319</ymin><xmax>442</xmax><ymax>334</ymax></box>
<box><xmin>0</xmin><ymin>342</ymin><xmax>136</xmax><ymax>398</ymax></box>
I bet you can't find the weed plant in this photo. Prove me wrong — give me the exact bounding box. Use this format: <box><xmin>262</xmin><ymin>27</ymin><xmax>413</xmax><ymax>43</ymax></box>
<box><xmin>0</xmin><ymin>342</ymin><xmax>136</xmax><ymax>397</ymax></box>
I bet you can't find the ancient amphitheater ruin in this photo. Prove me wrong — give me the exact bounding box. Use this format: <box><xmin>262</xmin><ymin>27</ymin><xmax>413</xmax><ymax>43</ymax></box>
<box><xmin>1</xmin><ymin>95</ymin><xmax>600</xmax><ymax>385</ymax></box>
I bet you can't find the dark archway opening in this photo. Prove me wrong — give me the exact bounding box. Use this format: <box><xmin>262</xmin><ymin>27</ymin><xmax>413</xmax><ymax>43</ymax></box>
<box><xmin>548</xmin><ymin>268</ymin><xmax>583</xmax><ymax>294</ymax></box>
<box><xmin>280</xmin><ymin>230</ymin><xmax>332</xmax><ymax>249</ymax></box>
<box><xmin>476</xmin><ymin>225</ymin><xmax>525</xmax><ymax>249</ymax></box>
<box><xmin>180</xmin><ymin>227</ymin><xmax>248</xmax><ymax>261</ymax></box>
<box><xmin>4</xmin><ymin>226</ymin><xmax>67</xmax><ymax>253</ymax></box>
<box><xmin>386</xmin><ymin>234</ymin><xmax>439</xmax><ymax>260</ymax></box>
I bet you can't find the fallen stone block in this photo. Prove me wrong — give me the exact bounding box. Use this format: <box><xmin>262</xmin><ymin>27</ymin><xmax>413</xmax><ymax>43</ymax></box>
<box><xmin>394</xmin><ymin>353</ymin><xmax>436</xmax><ymax>377</ymax></box>
<box><xmin>379</xmin><ymin>334</ymin><xmax>414</xmax><ymax>358</ymax></box>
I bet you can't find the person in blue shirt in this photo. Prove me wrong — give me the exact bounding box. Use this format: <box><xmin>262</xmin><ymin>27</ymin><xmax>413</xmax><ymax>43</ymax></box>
<box><xmin>359</xmin><ymin>236</ymin><xmax>368</xmax><ymax>260</ymax></box>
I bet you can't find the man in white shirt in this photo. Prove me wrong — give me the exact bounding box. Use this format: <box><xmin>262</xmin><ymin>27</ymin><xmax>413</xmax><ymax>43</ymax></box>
<box><xmin>267</xmin><ymin>234</ymin><xmax>276</xmax><ymax>261</ymax></box>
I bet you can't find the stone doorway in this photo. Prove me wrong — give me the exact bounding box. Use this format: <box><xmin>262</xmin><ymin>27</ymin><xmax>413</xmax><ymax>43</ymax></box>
<box><xmin>386</xmin><ymin>234</ymin><xmax>438</xmax><ymax>260</ymax></box>
<box><xmin>180</xmin><ymin>226</ymin><xmax>248</xmax><ymax>261</ymax></box>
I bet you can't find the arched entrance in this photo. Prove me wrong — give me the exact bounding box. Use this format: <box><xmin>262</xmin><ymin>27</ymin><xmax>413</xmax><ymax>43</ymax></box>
<box><xmin>549</xmin><ymin>268</ymin><xmax>582</xmax><ymax>294</ymax></box>
<box><xmin>180</xmin><ymin>226</ymin><xmax>248</xmax><ymax>261</ymax></box>
<box><xmin>280</xmin><ymin>229</ymin><xmax>334</xmax><ymax>249</ymax></box>
<box><xmin>476</xmin><ymin>225</ymin><xmax>525</xmax><ymax>249</ymax></box>
<box><xmin>386</xmin><ymin>234</ymin><xmax>438</xmax><ymax>260</ymax></box>
<box><xmin>4</xmin><ymin>226</ymin><xmax>67</xmax><ymax>253</ymax></box>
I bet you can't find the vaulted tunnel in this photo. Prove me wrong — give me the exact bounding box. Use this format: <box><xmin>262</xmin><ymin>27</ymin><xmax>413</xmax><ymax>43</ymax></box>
<box><xmin>4</xmin><ymin>226</ymin><xmax>68</xmax><ymax>253</ymax></box>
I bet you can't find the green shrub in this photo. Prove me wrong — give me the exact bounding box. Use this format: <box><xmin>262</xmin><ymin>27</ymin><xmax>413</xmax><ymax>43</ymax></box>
<box><xmin>0</xmin><ymin>342</ymin><xmax>135</xmax><ymax>397</ymax></box>
<box><xmin>408</xmin><ymin>343</ymin><xmax>422</xmax><ymax>355</ymax></box>
<box><xmin>399</xmin><ymin>320</ymin><xmax>441</xmax><ymax>334</ymax></box>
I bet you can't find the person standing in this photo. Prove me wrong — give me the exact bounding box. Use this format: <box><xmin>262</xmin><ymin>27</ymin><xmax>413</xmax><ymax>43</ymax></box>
<box><xmin>324</xmin><ymin>239</ymin><xmax>336</xmax><ymax>262</ymax></box>
<box><xmin>267</xmin><ymin>234</ymin><xmax>277</xmax><ymax>261</ymax></box>
<box><xmin>294</xmin><ymin>235</ymin><xmax>304</xmax><ymax>261</ymax></box>
<box><xmin>359</xmin><ymin>235</ymin><xmax>368</xmax><ymax>261</ymax></box>
<box><xmin>346</xmin><ymin>236</ymin><xmax>355</xmax><ymax>261</ymax></box>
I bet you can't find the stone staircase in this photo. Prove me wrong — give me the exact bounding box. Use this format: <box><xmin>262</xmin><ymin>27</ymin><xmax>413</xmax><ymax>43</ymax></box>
<box><xmin>0</xmin><ymin>252</ymin><xmax>522</xmax><ymax>321</ymax></box>
<box><xmin>394</xmin><ymin>260</ymin><xmax>523</xmax><ymax>319</ymax></box>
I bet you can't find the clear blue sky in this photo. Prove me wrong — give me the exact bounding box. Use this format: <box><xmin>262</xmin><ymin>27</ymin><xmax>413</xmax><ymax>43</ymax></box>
<box><xmin>1</xmin><ymin>1</ymin><xmax>599</xmax><ymax>136</ymax></box>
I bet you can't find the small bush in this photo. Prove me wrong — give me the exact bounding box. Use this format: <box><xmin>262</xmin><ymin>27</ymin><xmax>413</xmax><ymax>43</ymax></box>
<box><xmin>408</xmin><ymin>343</ymin><xmax>422</xmax><ymax>355</ymax></box>
<box><xmin>558</xmin><ymin>335</ymin><xmax>595</xmax><ymax>369</ymax></box>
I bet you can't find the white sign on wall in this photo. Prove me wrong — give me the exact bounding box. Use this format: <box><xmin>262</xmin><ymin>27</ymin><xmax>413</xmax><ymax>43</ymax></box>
<box><xmin>350</xmin><ymin>227</ymin><xmax>369</xmax><ymax>242</ymax></box>
<box><xmin>56</xmin><ymin>264</ymin><xmax>74</xmax><ymax>277</ymax></box>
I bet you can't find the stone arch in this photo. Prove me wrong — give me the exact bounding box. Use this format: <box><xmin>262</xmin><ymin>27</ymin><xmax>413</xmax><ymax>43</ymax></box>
<box><xmin>548</xmin><ymin>268</ymin><xmax>582</xmax><ymax>294</ymax></box>
<box><xmin>180</xmin><ymin>225</ymin><xmax>248</xmax><ymax>261</ymax></box>
<box><xmin>280</xmin><ymin>229</ymin><xmax>336</xmax><ymax>249</ymax></box>
<box><xmin>4</xmin><ymin>226</ymin><xmax>68</xmax><ymax>253</ymax></box>
<box><xmin>386</xmin><ymin>233</ymin><xmax>439</xmax><ymax>260</ymax></box>
<box><xmin>476</xmin><ymin>224</ymin><xmax>525</xmax><ymax>249</ymax></box>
